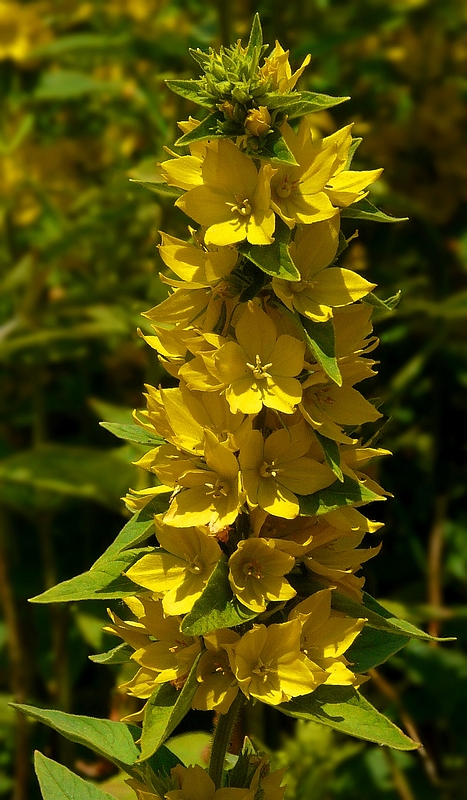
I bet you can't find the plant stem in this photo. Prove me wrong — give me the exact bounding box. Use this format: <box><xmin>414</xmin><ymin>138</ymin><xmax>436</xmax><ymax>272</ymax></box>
<box><xmin>208</xmin><ymin>693</ymin><xmax>244</xmax><ymax>790</ymax></box>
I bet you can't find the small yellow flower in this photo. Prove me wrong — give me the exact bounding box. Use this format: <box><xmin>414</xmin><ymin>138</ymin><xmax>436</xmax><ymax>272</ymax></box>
<box><xmin>106</xmin><ymin>598</ymin><xmax>201</xmax><ymax>696</ymax></box>
<box><xmin>240</xmin><ymin>423</ymin><xmax>334</xmax><ymax>519</ymax></box>
<box><xmin>226</xmin><ymin>619</ymin><xmax>326</xmax><ymax>705</ymax></box>
<box><xmin>163</xmin><ymin>431</ymin><xmax>243</xmax><ymax>533</ymax></box>
<box><xmin>300</xmin><ymin>378</ymin><xmax>382</xmax><ymax>445</ymax></box>
<box><xmin>260</xmin><ymin>41</ymin><xmax>311</xmax><ymax>93</ymax></box>
<box><xmin>272</xmin><ymin>218</ymin><xmax>376</xmax><ymax>322</ymax></box>
<box><xmin>215</xmin><ymin>303</ymin><xmax>305</xmax><ymax>415</ymax></box>
<box><xmin>289</xmin><ymin>588</ymin><xmax>365</xmax><ymax>685</ymax></box>
<box><xmin>165</xmin><ymin>764</ymin><xmax>247</xmax><ymax>800</ymax></box>
<box><xmin>176</xmin><ymin>139</ymin><xmax>276</xmax><ymax>246</ymax></box>
<box><xmin>245</xmin><ymin>106</ymin><xmax>272</xmax><ymax>136</ymax></box>
<box><xmin>125</xmin><ymin>527</ymin><xmax>222</xmax><ymax>615</ymax></box>
<box><xmin>228</xmin><ymin>538</ymin><xmax>296</xmax><ymax>612</ymax></box>
<box><xmin>192</xmin><ymin>629</ymin><xmax>240</xmax><ymax>714</ymax></box>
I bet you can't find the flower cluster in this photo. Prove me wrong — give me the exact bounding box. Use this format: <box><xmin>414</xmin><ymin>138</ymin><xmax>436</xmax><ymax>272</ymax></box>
<box><xmin>110</xmin><ymin>14</ymin><xmax>388</xmax><ymax>740</ymax></box>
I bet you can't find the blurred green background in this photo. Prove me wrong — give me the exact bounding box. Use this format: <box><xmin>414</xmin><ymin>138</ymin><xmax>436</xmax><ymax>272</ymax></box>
<box><xmin>1</xmin><ymin>1</ymin><xmax>466</xmax><ymax>798</ymax></box>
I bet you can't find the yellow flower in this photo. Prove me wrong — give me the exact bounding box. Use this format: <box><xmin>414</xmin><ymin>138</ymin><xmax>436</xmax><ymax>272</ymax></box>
<box><xmin>228</xmin><ymin>538</ymin><xmax>296</xmax><ymax>612</ymax></box>
<box><xmin>226</xmin><ymin>619</ymin><xmax>326</xmax><ymax>705</ymax></box>
<box><xmin>289</xmin><ymin>589</ymin><xmax>365</xmax><ymax>685</ymax></box>
<box><xmin>260</xmin><ymin>41</ymin><xmax>311</xmax><ymax>93</ymax></box>
<box><xmin>125</xmin><ymin>527</ymin><xmax>222</xmax><ymax>615</ymax></box>
<box><xmin>245</xmin><ymin>106</ymin><xmax>271</xmax><ymax>136</ymax></box>
<box><xmin>248</xmin><ymin>758</ymin><xmax>287</xmax><ymax>800</ymax></box>
<box><xmin>303</xmin><ymin>528</ymin><xmax>381</xmax><ymax>601</ymax></box>
<box><xmin>163</xmin><ymin>431</ymin><xmax>243</xmax><ymax>533</ymax></box>
<box><xmin>300</xmin><ymin>378</ymin><xmax>382</xmax><ymax>445</ymax></box>
<box><xmin>192</xmin><ymin>629</ymin><xmax>240</xmax><ymax>714</ymax></box>
<box><xmin>106</xmin><ymin>598</ymin><xmax>201</xmax><ymax>696</ymax></box>
<box><xmin>215</xmin><ymin>303</ymin><xmax>305</xmax><ymax>415</ymax></box>
<box><xmin>158</xmin><ymin>233</ymin><xmax>238</xmax><ymax>287</ymax></box>
<box><xmin>272</xmin><ymin>218</ymin><xmax>376</xmax><ymax>322</ymax></box>
<box><xmin>165</xmin><ymin>764</ymin><xmax>247</xmax><ymax>800</ymax></box>
<box><xmin>240</xmin><ymin>423</ymin><xmax>334</xmax><ymax>519</ymax></box>
<box><xmin>176</xmin><ymin>139</ymin><xmax>276</xmax><ymax>246</ymax></box>
<box><xmin>270</xmin><ymin>122</ymin><xmax>351</xmax><ymax>228</ymax></box>
<box><xmin>156</xmin><ymin>384</ymin><xmax>252</xmax><ymax>455</ymax></box>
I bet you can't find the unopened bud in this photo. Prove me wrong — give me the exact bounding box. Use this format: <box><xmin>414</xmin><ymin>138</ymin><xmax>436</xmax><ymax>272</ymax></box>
<box><xmin>244</xmin><ymin>106</ymin><xmax>271</xmax><ymax>136</ymax></box>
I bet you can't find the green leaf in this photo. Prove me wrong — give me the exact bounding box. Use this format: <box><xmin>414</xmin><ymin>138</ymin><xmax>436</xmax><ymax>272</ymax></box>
<box><xmin>129</xmin><ymin>180</ymin><xmax>183</xmax><ymax>198</ymax></box>
<box><xmin>181</xmin><ymin>556</ymin><xmax>257</xmax><ymax>636</ymax></box>
<box><xmin>341</xmin><ymin>199</ymin><xmax>408</xmax><ymax>223</ymax></box>
<box><xmin>345</xmin><ymin>137</ymin><xmax>363</xmax><ymax>169</ymax></box>
<box><xmin>346</xmin><ymin>626</ymin><xmax>409</xmax><ymax>673</ymax></box>
<box><xmin>174</xmin><ymin>112</ymin><xmax>225</xmax><ymax>147</ymax></box>
<box><xmin>30</xmin><ymin>33</ymin><xmax>131</xmax><ymax>58</ymax></box>
<box><xmin>100</xmin><ymin>422</ymin><xmax>165</xmax><ymax>447</ymax></box>
<box><xmin>29</xmin><ymin>548</ymin><xmax>146</xmax><ymax>603</ymax></box>
<box><xmin>264</xmin><ymin>92</ymin><xmax>349</xmax><ymax>116</ymax></box>
<box><xmin>253</xmin><ymin>129</ymin><xmax>298</xmax><ymax>166</ymax></box>
<box><xmin>331</xmin><ymin>592</ymin><xmax>455</xmax><ymax>643</ymax></box>
<box><xmin>89</xmin><ymin>643</ymin><xmax>133</xmax><ymax>665</ymax></box>
<box><xmin>278</xmin><ymin>685</ymin><xmax>418</xmax><ymax>750</ymax></box>
<box><xmin>35</xmin><ymin>752</ymin><xmax>116</xmax><ymax>800</ymax></box>
<box><xmin>245</xmin><ymin>14</ymin><xmax>264</xmax><ymax>76</ymax></box>
<box><xmin>139</xmin><ymin>656</ymin><xmax>201</xmax><ymax>761</ymax></box>
<box><xmin>299</xmin><ymin>316</ymin><xmax>342</xmax><ymax>386</ymax></box>
<box><xmin>164</xmin><ymin>79</ymin><xmax>213</xmax><ymax>108</ymax></box>
<box><xmin>15</xmin><ymin>705</ymin><xmax>139</xmax><ymax>768</ymax></box>
<box><xmin>363</xmin><ymin>291</ymin><xmax>401</xmax><ymax>311</ymax></box>
<box><xmin>286</xmin><ymin>92</ymin><xmax>350</xmax><ymax>120</ymax></box>
<box><xmin>0</xmin><ymin>445</ymin><xmax>136</xmax><ymax>513</ymax></box>
<box><xmin>298</xmin><ymin>475</ymin><xmax>383</xmax><ymax>516</ymax></box>
<box><xmin>238</xmin><ymin>220</ymin><xmax>300</xmax><ymax>282</ymax></box>
<box><xmin>95</xmin><ymin>492</ymin><xmax>171</xmax><ymax>565</ymax></box>
<box><xmin>35</xmin><ymin>71</ymin><xmax>121</xmax><ymax>100</ymax></box>
<box><xmin>145</xmin><ymin>745</ymin><xmax>183</xmax><ymax>777</ymax></box>
<box><xmin>314</xmin><ymin>430</ymin><xmax>343</xmax><ymax>482</ymax></box>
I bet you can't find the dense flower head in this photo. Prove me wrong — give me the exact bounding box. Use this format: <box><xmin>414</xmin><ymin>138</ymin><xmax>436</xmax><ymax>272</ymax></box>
<box><xmin>109</xmin><ymin>19</ymin><xmax>393</xmax><ymax>790</ymax></box>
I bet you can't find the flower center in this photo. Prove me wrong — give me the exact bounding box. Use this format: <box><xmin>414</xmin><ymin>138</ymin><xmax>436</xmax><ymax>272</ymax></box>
<box><xmin>315</xmin><ymin>387</ymin><xmax>335</xmax><ymax>406</ymax></box>
<box><xmin>276</xmin><ymin>174</ymin><xmax>299</xmax><ymax>199</ymax></box>
<box><xmin>187</xmin><ymin>555</ymin><xmax>204</xmax><ymax>574</ymax></box>
<box><xmin>243</xmin><ymin>559</ymin><xmax>263</xmax><ymax>579</ymax></box>
<box><xmin>246</xmin><ymin>353</ymin><xmax>273</xmax><ymax>379</ymax></box>
<box><xmin>228</xmin><ymin>196</ymin><xmax>252</xmax><ymax>217</ymax></box>
<box><xmin>205</xmin><ymin>477</ymin><xmax>230</xmax><ymax>498</ymax></box>
<box><xmin>253</xmin><ymin>659</ymin><xmax>274</xmax><ymax>683</ymax></box>
<box><xmin>260</xmin><ymin>460</ymin><xmax>282</xmax><ymax>479</ymax></box>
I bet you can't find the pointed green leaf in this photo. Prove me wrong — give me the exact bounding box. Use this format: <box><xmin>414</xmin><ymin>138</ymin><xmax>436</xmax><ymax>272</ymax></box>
<box><xmin>89</xmin><ymin>643</ymin><xmax>133</xmax><ymax>665</ymax></box>
<box><xmin>95</xmin><ymin>492</ymin><xmax>171</xmax><ymax>565</ymax></box>
<box><xmin>252</xmin><ymin>128</ymin><xmax>298</xmax><ymax>166</ymax></box>
<box><xmin>299</xmin><ymin>316</ymin><xmax>342</xmax><ymax>386</ymax></box>
<box><xmin>35</xmin><ymin>71</ymin><xmax>121</xmax><ymax>100</ymax></box>
<box><xmin>239</xmin><ymin>220</ymin><xmax>300</xmax><ymax>282</ymax></box>
<box><xmin>139</xmin><ymin>656</ymin><xmax>202</xmax><ymax>761</ymax></box>
<box><xmin>345</xmin><ymin>137</ymin><xmax>363</xmax><ymax>169</ymax></box>
<box><xmin>29</xmin><ymin>548</ymin><xmax>147</xmax><ymax>603</ymax></box>
<box><xmin>164</xmin><ymin>79</ymin><xmax>213</xmax><ymax>108</ymax></box>
<box><xmin>363</xmin><ymin>291</ymin><xmax>401</xmax><ymax>311</ymax></box>
<box><xmin>314</xmin><ymin>430</ymin><xmax>343</xmax><ymax>482</ymax></box>
<box><xmin>181</xmin><ymin>556</ymin><xmax>257</xmax><ymax>636</ymax></box>
<box><xmin>15</xmin><ymin>706</ymin><xmax>140</xmax><ymax>767</ymax></box>
<box><xmin>298</xmin><ymin>475</ymin><xmax>383</xmax><ymax>516</ymax></box>
<box><xmin>145</xmin><ymin>745</ymin><xmax>183</xmax><ymax>778</ymax></box>
<box><xmin>129</xmin><ymin>180</ymin><xmax>183</xmax><ymax>198</ymax></box>
<box><xmin>264</xmin><ymin>92</ymin><xmax>349</xmax><ymax>115</ymax></box>
<box><xmin>100</xmin><ymin>422</ymin><xmax>165</xmax><ymax>447</ymax></box>
<box><xmin>332</xmin><ymin>592</ymin><xmax>455</xmax><ymax>643</ymax></box>
<box><xmin>175</xmin><ymin>112</ymin><xmax>225</xmax><ymax>147</ymax></box>
<box><xmin>35</xmin><ymin>752</ymin><xmax>116</xmax><ymax>800</ymax></box>
<box><xmin>245</xmin><ymin>14</ymin><xmax>263</xmax><ymax>76</ymax></box>
<box><xmin>346</xmin><ymin>626</ymin><xmax>409</xmax><ymax>673</ymax></box>
<box><xmin>341</xmin><ymin>199</ymin><xmax>408</xmax><ymax>223</ymax></box>
<box><xmin>278</xmin><ymin>685</ymin><xmax>419</xmax><ymax>750</ymax></box>
<box><xmin>286</xmin><ymin>93</ymin><xmax>350</xmax><ymax>120</ymax></box>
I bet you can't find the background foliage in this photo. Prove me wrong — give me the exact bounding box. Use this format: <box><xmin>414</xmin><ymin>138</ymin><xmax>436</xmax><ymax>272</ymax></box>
<box><xmin>1</xmin><ymin>1</ymin><xmax>466</xmax><ymax>798</ymax></box>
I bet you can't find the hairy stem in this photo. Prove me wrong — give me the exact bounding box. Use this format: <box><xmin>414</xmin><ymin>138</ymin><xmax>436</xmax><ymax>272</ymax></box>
<box><xmin>209</xmin><ymin>693</ymin><xmax>245</xmax><ymax>789</ymax></box>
